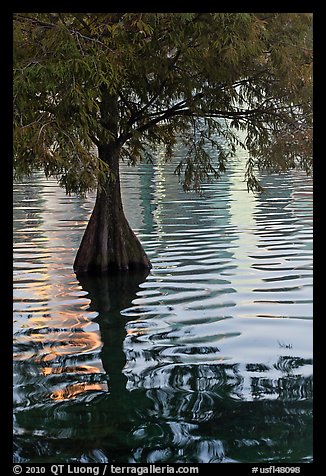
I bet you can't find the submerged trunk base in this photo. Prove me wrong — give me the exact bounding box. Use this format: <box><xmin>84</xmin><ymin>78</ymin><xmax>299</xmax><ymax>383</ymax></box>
<box><xmin>73</xmin><ymin>194</ymin><xmax>152</xmax><ymax>275</ymax></box>
<box><xmin>73</xmin><ymin>151</ymin><xmax>152</xmax><ymax>275</ymax></box>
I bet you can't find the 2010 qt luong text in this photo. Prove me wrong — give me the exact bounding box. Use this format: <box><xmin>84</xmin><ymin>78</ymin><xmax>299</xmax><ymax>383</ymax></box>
<box><xmin>49</xmin><ymin>465</ymin><xmax>199</xmax><ymax>475</ymax></box>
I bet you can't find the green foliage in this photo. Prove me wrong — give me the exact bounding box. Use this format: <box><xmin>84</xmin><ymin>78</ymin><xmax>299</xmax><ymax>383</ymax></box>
<box><xmin>13</xmin><ymin>13</ymin><xmax>312</xmax><ymax>194</ymax></box>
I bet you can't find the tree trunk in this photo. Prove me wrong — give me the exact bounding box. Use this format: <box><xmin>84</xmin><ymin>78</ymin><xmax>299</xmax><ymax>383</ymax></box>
<box><xmin>73</xmin><ymin>143</ymin><xmax>152</xmax><ymax>275</ymax></box>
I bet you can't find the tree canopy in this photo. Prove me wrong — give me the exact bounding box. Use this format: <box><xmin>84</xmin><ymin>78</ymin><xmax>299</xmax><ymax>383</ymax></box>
<box><xmin>13</xmin><ymin>13</ymin><xmax>312</xmax><ymax>194</ymax></box>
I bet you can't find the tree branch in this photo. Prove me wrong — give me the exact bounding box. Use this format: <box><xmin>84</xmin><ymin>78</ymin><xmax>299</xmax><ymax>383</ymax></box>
<box><xmin>131</xmin><ymin>49</ymin><xmax>183</xmax><ymax>122</ymax></box>
<box><xmin>13</xmin><ymin>14</ymin><xmax>114</xmax><ymax>52</ymax></box>
<box><xmin>14</xmin><ymin>14</ymin><xmax>57</xmax><ymax>29</ymax></box>
<box><xmin>117</xmin><ymin>89</ymin><xmax>138</xmax><ymax>116</ymax></box>
<box><xmin>126</xmin><ymin>103</ymin><xmax>298</xmax><ymax>140</ymax></box>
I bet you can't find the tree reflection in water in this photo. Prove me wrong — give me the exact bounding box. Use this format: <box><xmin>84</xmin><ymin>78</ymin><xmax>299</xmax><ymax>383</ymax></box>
<box><xmin>14</xmin><ymin>271</ymin><xmax>312</xmax><ymax>463</ymax></box>
<box><xmin>74</xmin><ymin>274</ymin><xmax>313</xmax><ymax>463</ymax></box>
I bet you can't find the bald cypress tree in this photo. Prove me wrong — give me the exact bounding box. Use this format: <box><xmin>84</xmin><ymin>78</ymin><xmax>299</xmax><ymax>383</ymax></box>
<box><xmin>13</xmin><ymin>13</ymin><xmax>312</xmax><ymax>274</ymax></box>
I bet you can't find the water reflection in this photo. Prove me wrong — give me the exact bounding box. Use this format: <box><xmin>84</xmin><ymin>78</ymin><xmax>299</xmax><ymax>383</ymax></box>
<box><xmin>77</xmin><ymin>271</ymin><xmax>150</xmax><ymax>397</ymax></box>
<box><xmin>83</xmin><ymin>272</ymin><xmax>312</xmax><ymax>463</ymax></box>
<box><xmin>14</xmin><ymin>271</ymin><xmax>153</xmax><ymax>462</ymax></box>
<box><xmin>250</xmin><ymin>171</ymin><xmax>313</xmax><ymax>319</ymax></box>
<box><xmin>13</xmin><ymin>159</ymin><xmax>313</xmax><ymax>463</ymax></box>
<box><xmin>14</xmin><ymin>269</ymin><xmax>312</xmax><ymax>463</ymax></box>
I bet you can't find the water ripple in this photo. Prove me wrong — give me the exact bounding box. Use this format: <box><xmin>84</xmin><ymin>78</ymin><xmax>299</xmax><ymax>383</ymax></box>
<box><xmin>13</xmin><ymin>161</ymin><xmax>313</xmax><ymax>463</ymax></box>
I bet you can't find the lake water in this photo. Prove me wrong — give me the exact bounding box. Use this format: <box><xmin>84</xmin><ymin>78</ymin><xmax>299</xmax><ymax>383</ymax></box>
<box><xmin>13</xmin><ymin>155</ymin><xmax>313</xmax><ymax>464</ymax></box>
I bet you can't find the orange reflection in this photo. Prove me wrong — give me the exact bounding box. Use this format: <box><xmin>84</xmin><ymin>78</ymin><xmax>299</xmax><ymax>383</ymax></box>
<box><xmin>31</xmin><ymin>330</ymin><xmax>103</xmax><ymax>365</ymax></box>
<box><xmin>127</xmin><ymin>327</ymin><xmax>149</xmax><ymax>336</ymax></box>
<box><xmin>50</xmin><ymin>381</ymin><xmax>107</xmax><ymax>401</ymax></box>
<box><xmin>42</xmin><ymin>364</ymin><xmax>102</xmax><ymax>376</ymax></box>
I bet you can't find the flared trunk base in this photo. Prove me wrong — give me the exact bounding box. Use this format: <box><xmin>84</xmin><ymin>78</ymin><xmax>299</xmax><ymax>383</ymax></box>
<box><xmin>73</xmin><ymin>189</ymin><xmax>152</xmax><ymax>274</ymax></box>
<box><xmin>74</xmin><ymin>145</ymin><xmax>152</xmax><ymax>275</ymax></box>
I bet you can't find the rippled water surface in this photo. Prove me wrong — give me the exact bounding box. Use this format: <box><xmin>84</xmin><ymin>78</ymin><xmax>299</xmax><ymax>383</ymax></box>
<box><xmin>13</xmin><ymin>156</ymin><xmax>313</xmax><ymax>463</ymax></box>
